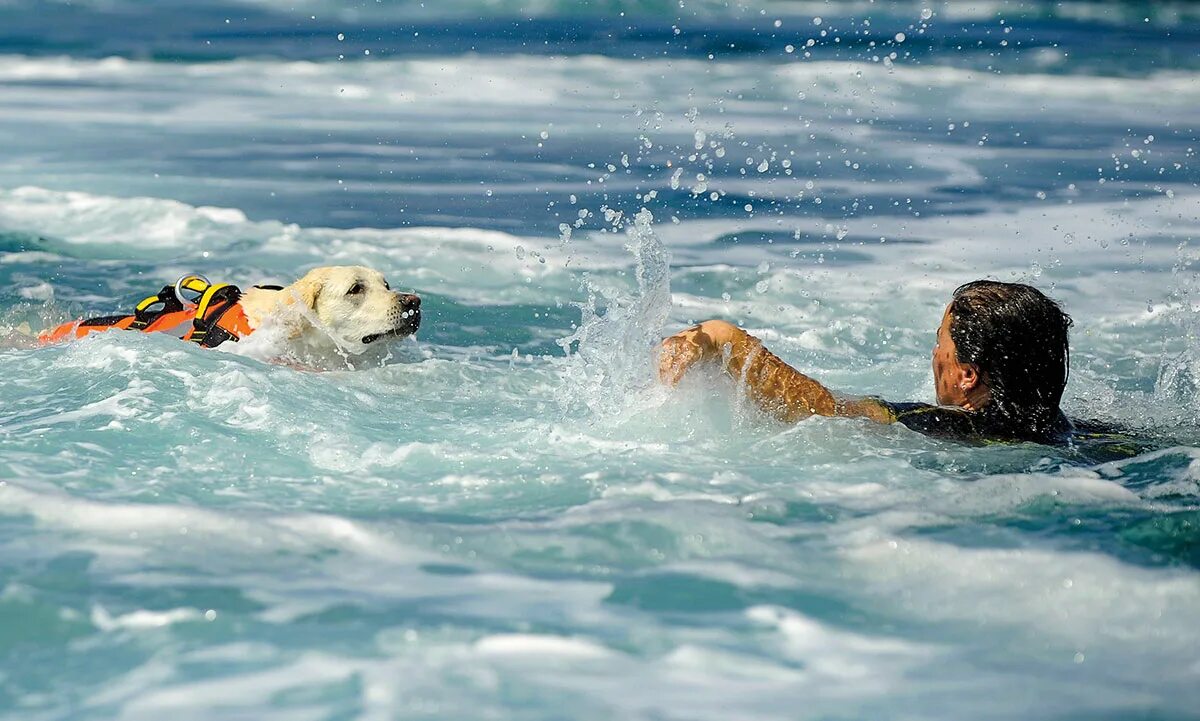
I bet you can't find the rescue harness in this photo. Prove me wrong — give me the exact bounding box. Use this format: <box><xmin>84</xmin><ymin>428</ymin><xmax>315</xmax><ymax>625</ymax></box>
<box><xmin>39</xmin><ymin>274</ymin><xmax>280</xmax><ymax>348</ymax></box>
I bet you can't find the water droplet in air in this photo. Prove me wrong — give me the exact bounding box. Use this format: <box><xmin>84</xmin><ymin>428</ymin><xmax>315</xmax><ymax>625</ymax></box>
<box><xmin>337</xmin><ymin>33</ymin><xmax>345</xmax><ymax>41</ymax></box>
<box><xmin>670</xmin><ymin>168</ymin><xmax>683</xmax><ymax>190</ymax></box>
<box><xmin>921</xmin><ymin>8</ymin><xmax>933</xmax><ymax>20</ymax></box>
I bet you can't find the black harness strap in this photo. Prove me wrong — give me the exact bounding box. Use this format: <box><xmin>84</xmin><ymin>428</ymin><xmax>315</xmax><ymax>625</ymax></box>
<box><xmin>79</xmin><ymin>314</ymin><xmax>134</xmax><ymax>328</ymax></box>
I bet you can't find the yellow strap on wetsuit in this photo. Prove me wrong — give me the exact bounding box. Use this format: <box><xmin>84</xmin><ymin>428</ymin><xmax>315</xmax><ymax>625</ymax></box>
<box><xmin>130</xmin><ymin>274</ymin><xmax>214</xmax><ymax>330</ymax></box>
<box><xmin>194</xmin><ymin>283</ymin><xmax>234</xmax><ymax>321</ymax></box>
<box><xmin>134</xmin><ymin>294</ymin><xmax>163</xmax><ymax>314</ymax></box>
<box><xmin>186</xmin><ymin>280</ymin><xmax>242</xmax><ymax>345</ymax></box>
<box><xmin>133</xmin><ymin>275</ymin><xmax>210</xmax><ymax>314</ymax></box>
<box><xmin>176</xmin><ymin>274</ymin><xmax>212</xmax><ymax>298</ymax></box>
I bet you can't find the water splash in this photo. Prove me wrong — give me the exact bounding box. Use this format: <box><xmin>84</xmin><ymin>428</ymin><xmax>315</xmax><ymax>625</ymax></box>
<box><xmin>1153</xmin><ymin>248</ymin><xmax>1200</xmax><ymax>425</ymax></box>
<box><xmin>556</xmin><ymin>208</ymin><xmax>671</xmax><ymax>421</ymax></box>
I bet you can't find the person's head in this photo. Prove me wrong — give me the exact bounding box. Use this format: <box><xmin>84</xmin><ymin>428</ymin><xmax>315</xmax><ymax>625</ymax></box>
<box><xmin>932</xmin><ymin>280</ymin><xmax>1072</xmax><ymax>430</ymax></box>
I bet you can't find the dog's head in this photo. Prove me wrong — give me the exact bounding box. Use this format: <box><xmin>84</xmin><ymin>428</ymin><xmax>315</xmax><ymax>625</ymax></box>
<box><xmin>288</xmin><ymin>265</ymin><xmax>421</xmax><ymax>350</ymax></box>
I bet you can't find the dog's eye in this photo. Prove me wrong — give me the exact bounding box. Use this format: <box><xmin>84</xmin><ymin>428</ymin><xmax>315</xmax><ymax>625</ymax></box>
<box><xmin>347</xmin><ymin>282</ymin><xmax>364</xmax><ymax>296</ymax></box>
<box><xmin>383</xmin><ymin>280</ymin><xmax>391</xmax><ymax>290</ymax></box>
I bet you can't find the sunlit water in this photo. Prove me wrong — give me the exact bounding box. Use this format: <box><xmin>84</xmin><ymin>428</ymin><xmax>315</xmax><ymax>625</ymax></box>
<box><xmin>1</xmin><ymin>2</ymin><xmax>1199</xmax><ymax>719</ymax></box>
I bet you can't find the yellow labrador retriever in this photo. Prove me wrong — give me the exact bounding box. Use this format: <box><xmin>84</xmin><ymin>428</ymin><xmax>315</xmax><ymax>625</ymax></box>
<box><xmin>39</xmin><ymin>265</ymin><xmax>421</xmax><ymax>359</ymax></box>
<box><xmin>240</xmin><ymin>265</ymin><xmax>422</xmax><ymax>352</ymax></box>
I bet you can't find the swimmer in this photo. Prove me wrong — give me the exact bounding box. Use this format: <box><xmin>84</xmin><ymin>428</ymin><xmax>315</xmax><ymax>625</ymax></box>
<box><xmin>659</xmin><ymin>280</ymin><xmax>1109</xmax><ymax>446</ymax></box>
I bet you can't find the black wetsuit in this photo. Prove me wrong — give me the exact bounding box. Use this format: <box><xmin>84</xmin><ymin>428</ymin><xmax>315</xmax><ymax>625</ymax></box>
<box><xmin>882</xmin><ymin>401</ymin><xmax>1144</xmax><ymax>459</ymax></box>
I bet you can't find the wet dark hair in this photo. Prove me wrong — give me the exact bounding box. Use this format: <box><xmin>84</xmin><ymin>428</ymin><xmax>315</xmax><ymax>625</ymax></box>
<box><xmin>948</xmin><ymin>280</ymin><xmax>1073</xmax><ymax>433</ymax></box>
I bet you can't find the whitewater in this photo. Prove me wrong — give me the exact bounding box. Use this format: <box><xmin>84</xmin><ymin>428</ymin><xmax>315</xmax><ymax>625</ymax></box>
<box><xmin>0</xmin><ymin>2</ymin><xmax>1198</xmax><ymax>719</ymax></box>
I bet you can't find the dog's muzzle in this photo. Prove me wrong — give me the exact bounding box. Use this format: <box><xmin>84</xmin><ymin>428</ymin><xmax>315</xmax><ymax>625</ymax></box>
<box><xmin>362</xmin><ymin>293</ymin><xmax>421</xmax><ymax>344</ymax></box>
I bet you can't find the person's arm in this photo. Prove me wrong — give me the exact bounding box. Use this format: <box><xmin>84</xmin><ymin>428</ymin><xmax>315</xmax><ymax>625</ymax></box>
<box><xmin>657</xmin><ymin>320</ymin><xmax>894</xmax><ymax>424</ymax></box>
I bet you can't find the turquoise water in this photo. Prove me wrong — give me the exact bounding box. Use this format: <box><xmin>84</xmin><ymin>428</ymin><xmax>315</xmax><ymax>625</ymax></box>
<box><xmin>1</xmin><ymin>2</ymin><xmax>1199</xmax><ymax>719</ymax></box>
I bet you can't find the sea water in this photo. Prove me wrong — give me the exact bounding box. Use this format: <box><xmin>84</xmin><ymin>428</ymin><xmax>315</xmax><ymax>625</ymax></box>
<box><xmin>0</xmin><ymin>2</ymin><xmax>1198</xmax><ymax>719</ymax></box>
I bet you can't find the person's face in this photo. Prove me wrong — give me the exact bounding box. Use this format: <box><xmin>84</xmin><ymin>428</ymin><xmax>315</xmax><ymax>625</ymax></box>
<box><xmin>932</xmin><ymin>305</ymin><xmax>981</xmax><ymax>407</ymax></box>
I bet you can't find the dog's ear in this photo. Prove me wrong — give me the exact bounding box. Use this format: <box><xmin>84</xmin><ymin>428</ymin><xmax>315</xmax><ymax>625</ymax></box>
<box><xmin>291</xmin><ymin>274</ymin><xmax>323</xmax><ymax>311</ymax></box>
<box><xmin>282</xmin><ymin>275</ymin><xmax>324</xmax><ymax>340</ymax></box>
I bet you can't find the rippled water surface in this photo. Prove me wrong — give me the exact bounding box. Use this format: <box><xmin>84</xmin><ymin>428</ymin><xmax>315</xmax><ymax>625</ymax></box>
<box><xmin>1</xmin><ymin>1</ymin><xmax>1199</xmax><ymax>719</ymax></box>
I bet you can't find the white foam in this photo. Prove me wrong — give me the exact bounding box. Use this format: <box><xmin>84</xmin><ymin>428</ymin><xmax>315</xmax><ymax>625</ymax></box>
<box><xmin>474</xmin><ymin>633</ymin><xmax>615</xmax><ymax>659</ymax></box>
<box><xmin>3</xmin><ymin>376</ymin><xmax>154</xmax><ymax>431</ymax></box>
<box><xmin>4</xmin><ymin>53</ymin><xmax>1194</xmax><ymax>139</ymax></box>
<box><xmin>0</xmin><ymin>185</ymin><xmax>251</xmax><ymax>252</ymax></box>
<box><xmin>844</xmin><ymin>536</ymin><xmax>1200</xmax><ymax>662</ymax></box>
<box><xmin>746</xmin><ymin>605</ymin><xmax>932</xmax><ymax>684</ymax></box>
<box><xmin>0</xmin><ymin>185</ymin><xmax>589</xmax><ymax>313</ymax></box>
<box><xmin>0</xmin><ymin>480</ymin><xmax>433</xmax><ymax>565</ymax></box>
<box><xmin>111</xmin><ymin>652</ymin><xmax>359</xmax><ymax>719</ymax></box>
<box><xmin>91</xmin><ymin>605</ymin><xmax>204</xmax><ymax>631</ymax></box>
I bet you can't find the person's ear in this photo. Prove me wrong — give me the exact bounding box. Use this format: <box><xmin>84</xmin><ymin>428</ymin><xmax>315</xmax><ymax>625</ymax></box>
<box><xmin>960</xmin><ymin>363</ymin><xmax>980</xmax><ymax>391</ymax></box>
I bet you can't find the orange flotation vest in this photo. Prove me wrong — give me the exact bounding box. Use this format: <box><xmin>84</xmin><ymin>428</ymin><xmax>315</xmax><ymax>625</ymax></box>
<box><xmin>39</xmin><ymin>274</ymin><xmax>262</xmax><ymax>349</ymax></box>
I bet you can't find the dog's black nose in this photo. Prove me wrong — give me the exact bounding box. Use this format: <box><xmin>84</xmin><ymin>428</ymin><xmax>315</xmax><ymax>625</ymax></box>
<box><xmin>399</xmin><ymin>293</ymin><xmax>421</xmax><ymax>310</ymax></box>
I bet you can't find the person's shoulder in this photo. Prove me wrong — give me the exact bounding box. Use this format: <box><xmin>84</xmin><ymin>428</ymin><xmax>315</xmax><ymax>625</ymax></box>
<box><xmin>879</xmin><ymin>400</ymin><xmax>981</xmax><ymax>438</ymax></box>
<box><xmin>1067</xmin><ymin>416</ymin><xmax>1123</xmax><ymax>436</ymax></box>
<box><xmin>1065</xmin><ymin>416</ymin><xmax>1149</xmax><ymax>461</ymax></box>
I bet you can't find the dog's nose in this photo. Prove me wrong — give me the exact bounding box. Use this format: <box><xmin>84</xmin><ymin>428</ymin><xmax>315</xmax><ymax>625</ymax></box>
<box><xmin>398</xmin><ymin>293</ymin><xmax>421</xmax><ymax>310</ymax></box>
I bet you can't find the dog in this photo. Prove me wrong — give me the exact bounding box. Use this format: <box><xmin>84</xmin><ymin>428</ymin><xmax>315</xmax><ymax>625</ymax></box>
<box><xmin>38</xmin><ymin>265</ymin><xmax>421</xmax><ymax>359</ymax></box>
<box><xmin>240</xmin><ymin>265</ymin><xmax>422</xmax><ymax>353</ymax></box>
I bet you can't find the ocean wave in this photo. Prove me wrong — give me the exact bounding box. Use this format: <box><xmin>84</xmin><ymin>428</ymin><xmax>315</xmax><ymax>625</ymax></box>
<box><xmin>9</xmin><ymin>0</ymin><xmax>1200</xmax><ymax>25</ymax></box>
<box><xmin>4</xmin><ymin>54</ymin><xmax>1200</xmax><ymax>115</ymax></box>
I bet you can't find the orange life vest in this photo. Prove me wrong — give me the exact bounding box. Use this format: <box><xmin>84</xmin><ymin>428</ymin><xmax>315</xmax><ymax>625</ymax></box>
<box><xmin>39</xmin><ymin>276</ymin><xmax>260</xmax><ymax>349</ymax></box>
